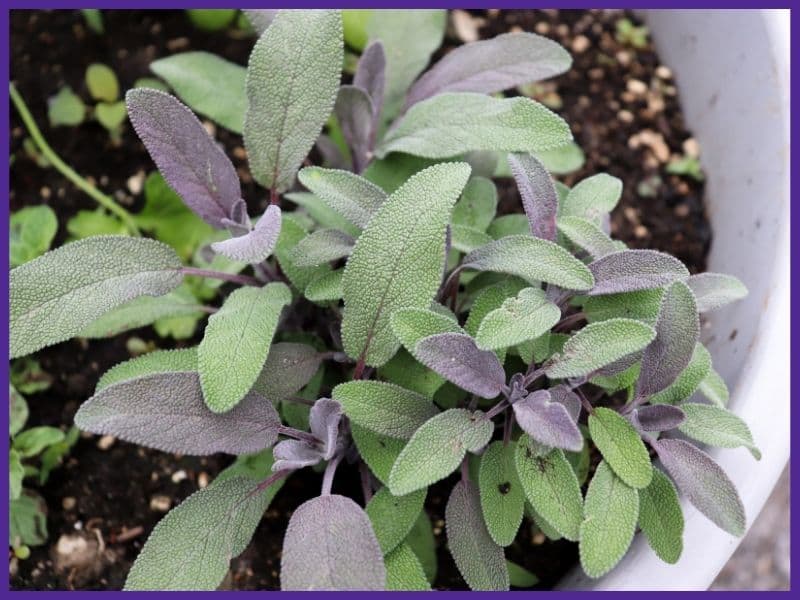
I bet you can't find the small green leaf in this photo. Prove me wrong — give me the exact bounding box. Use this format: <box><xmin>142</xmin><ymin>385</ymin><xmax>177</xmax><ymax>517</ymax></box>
<box><xmin>134</xmin><ymin>77</ymin><xmax>169</xmax><ymax>92</ymax></box>
<box><xmin>557</xmin><ymin>216</ymin><xmax>619</xmax><ymax>259</ymax></box>
<box><xmin>698</xmin><ymin>366</ymin><xmax>729</xmax><ymax>408</ymax></box>
<box><xmin>198</xmin><ymin>283</ymin><xmax>291</xmax><ymax>413</ymax></box>
<box><xmin>10</xmin><ymin>205</ymin><xmax>58</xmax><ymax>267</ymax></box>
<box><xmin>514</xmin><ymin>435</ymin><xmax>583</xmax><ymax>541</ymax></box>
<box><xmin>465</xmin><ymin>279</ymin><xmax>527</xmax><ymax>336</ymax></box>
<box><xmin>351</xmin><ymin>423</ymin><xmax>406</xmax><ymax>486</ymax></box>
<box><xmin>367</xmin><ymin>486</ymin><xmax>427</xmax><ymax>555</ymax></box>
<box><xmin>452</xmin><ymin>176</ymin><xmax>497</xmax><ymax>231</ymax></box>
<box><xmin>244</xmin><ymin>9</ymin><xmax>343</xmax><ymax>192</ymax></box>
<box><xmin>391</xmin><ymin>307</ymin><xmax>464</xmax><ymax>366</ymax></box>
<box><xmin>475</xmin><ymin>287</ymin><xmax>560</xmax><ymax>350</ymax></box>
<box><xmin>582</xmin><ymin>289</ymin><xmax>664</xmax><ymax>325</ymax></box>
<box><xmin>579</xmin><ymin>461</ymin><xmax>639</xmax><ymax>578</ymax></box>
<box><xmin>588</xmin><ymin>407</ymin><xmax>652</xmax><ymax>489</ymax></box>
<box><xmin>487</xmin><ymin>214</ymin><xmax>530</xmax><ymax>239</ymax></box>
<box><xmin>95</xmin><ymin>100</ymin><xmax>127</xmax><ymax>131</ymax></box>
<box><xmin>462</xmin><ymin>235</ymin><xmax>594</xmax><ymax>290</ymax></box>
<box><xmin>10</xmin><ymin>493</ymin><xmax>47</xmax><ymax>547</ymax></box>
<box><xmin>96</xmin><ymin>348</ymin><xmax>197</xmax><ymax>391</ymax></box>
<box><xmin>406</xmin><ymin>511</ymin><xmax>437</xmax><ymax>584</ymax></box>
<box><xmin>81</xmin><ymin>9</ymin><xmax>104</xmax><ymax>33</ymax></box>
<box><xmin>251</xmin><ymin>342</ymin><xmax>323</xmax><ymax>402</ymax></box>
<box><xmin>378</xmin><ymin>93</ymin><xmax>571</xmax><ymax>159</ymax></box>
<box><xmin>79</xmin><ymin>293</ymin><xmax>204</xmax><ymax>338</ymax></box>
<box><xmin>389</xmin><ymin>408</ymin><xmax>493</xmax><ymax>496</ymax></box>
<box><xmin>561</xmin><ymin>173</ymin><xmax>622</xmax><ymax>222</ymax></box>
<box><xmin>342</xmin><ymin>9</ymin><xmax>371</xmax><ymax>50</ymax></box>
<box><xmin>507</xmin><ymin>560</ymin><xmax>539</xmax><ymax>588</ymax></box>
<box><xmin>151</xmin><ymin>52</ymin><xmax>245</xmax><ymax>133</ymax></box>
<box><xmin>186</xmin><ymin>9</ymin><xmax>237</xmax><ymax>31</ymax></box>
<box><xmin>385</xmin><ymin>543</ymin><xmax>432</xmax><ymax>590</ymax></box>
<box><xmin>334</xmin><ymin>380</ymin><xmax>439</xmax><ymax>439</ymax></box>
<box><xmin>342</xmin><ymin>162</ymin><xmax>471</xmax><ymax>366</ymax></box>
<box><xmin>9</xmin><ymin>449</ymin><xmax>24</xmax><ymax>501</ymax></box>
<box><xmin>10</xmin><ymin>385</ymin><xmax>29</xmax><ymax>437</ymax></box>
<box><xmin>378</xmin><ymin>348</ymin><xmax>445</xmax><ymax>398</ymax></box>
<box><xmin>446</xmin><ymin>480</ymin><xmax>510</xmax><ymax>591</ymax></box>
<box><xmin>13</xmin><ymin>426</ymin><xmax>65</xmax><ymax>458</ymax></box>
<box><xmin>125</xmin><ymin>471</ymin><xmax>284</xmax><ymax>590</ymax></box>
<box><xmin>86</xmin><ymin>63</ymin><xmax>119</xmax><ymax>102</ymax></box>
<box><xmin>47</xmin><ymin>86</ymin><xmax>85</xmax><ymax>127</ymax></box>
<box><xmin>679</xmin><ymin>403</ymin><xmax>761</xmax><ymax>460</ymax></box>
<box><xmin>545</xmin><ymin>318</ymin><xmax>656</xmax><ymax>379</ymax></box>
<box><xmin>66</xmin><ymin>208</ymin><xmax>128</xmax><ymax>239</ymax></box>
<box><xmin>10</xmin><ymin>236</ymin><xmax>183</xmax><ymax>358</ymax></box>
<box><xmin>638</xmin><ymin>468</ymin><xmax>684</xmax><ymax>564</ymax></box>
<box><xmin>285</xmin><ymin>192</ymin><xmax>360</xmax><ymax>237</ymax></box>
<box><xmin>274</xmin><ymin>214</ymin><xmax>331</xmax><ymax>293</ymax></box>
<box><xmin>451</xmin><ymin>224</ymin><xmax>493</xmax><ymax>254</ymax></box>
<box><xmin>479</xmin><ymin>441</ymin><xmax>525</xmax><ymax>546</ymax></box>
<box><xmin>289</xmin><ymin>228</ymin><xmax>354</xmax><ymax>267</ymax></box>
<box><xmin>305</xmin><ymin>269</ymin><xmax>344</xmax><ymax>303</ymax></box>
<box><xmin>297</xmin><ymin>167</ymin><xmax>387</xmax><ymax>229</ymax></box>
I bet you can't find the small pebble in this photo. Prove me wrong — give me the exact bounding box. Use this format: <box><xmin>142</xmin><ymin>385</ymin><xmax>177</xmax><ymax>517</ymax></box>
<box><xmin>198</xmin><ymin>471</ymin><xmax>210</xmax><ymax>489</ymax></box>
<box><xmin>655</xmin><ymin>65</ymin><xmax>673</xmax><ymax>79</ymax></box>
<box><xmin>571</xmin><ymin>35</ymin><xmax>591</xmax><ymax>54</ymax></box>
<box><xmin>150</xmin><ymin>495</ymin><xmax>172</xmax><ymax>513</ymax></box>
<box><xmin>40</xmin><ymin>186</ymin><xmax>51</xmax><ymax>199</ymax></box>
<box><xmin>683</xmin><ymin>137</ymin><xmax>701</xmax><ymax>158</ymax></box>
<box><xmin>233</xmin><ymin>146</ymin><xmax>247</xmax><ymax>160</ymax></box>
<box><xmin>202</xmin><ymin>120</ymin><xmax>216</xmax><ymax>137</ymax></box>
<box><xmin>674</xmin><ymin>204</ymin><xmax>691</xmax><ymax>218</ymax></box>
<box><xmin>634</xmin><ymin>225</ymin><xmax>649</xmax><ymax>239</ymax></box>
<box><xmin>126</xmin><ymin>170</ymin><xmax>145</xmax><ymax>195</ymax></box>
<box><xmin>171</xmin><ymin>470</ymin><xmax>188</xmax><ymax>484</ymax></box>
<box><xmin>535</xmin><ymin>22</ymin><xmax>550</xmax><ymax>35</ymax></box>
<box><xmin>532</xmin><ymin>532</ymin><xmax>546</xmax><ymax>545</ymax></box>
<box><xmin>617</xmin><ymin>109</ymin><xmax>634</xmax><ymax>123</ymax></box>
<box><xmin>62</xmin><ymin>497</ymin><xmax>77</xmax><ymax>510</ymax></box>
<box><xmin>451</xmin><ymin>10</ymin><xmax>484</xmax><ymax>43</ymax></box>
<box><xmin>588</xmin><ymin>67</ymin><xmax>604</xmax><ymax>80</ymax></box>
<box><xmin>97</xmin><ymin>435</ymin><xmax>115</xmax><ymax>451</ymax></box>
<box><xmin>616</xmin><ymin>50</ymin><xmax>632</xmax><ymax>67</ymax></box>
<box><xmin>627</xmin><ymin>79</ymin><xmax>648</xmax><ymax>96</ymax></box>
<box><xmin>166</xmin><ymin>37</ymin><xmax>189</xmax><ymax>52</ymax></box>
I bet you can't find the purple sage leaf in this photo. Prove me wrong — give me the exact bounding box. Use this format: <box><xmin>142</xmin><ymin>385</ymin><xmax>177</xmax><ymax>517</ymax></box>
<box><xmin>507</xmin><ymin>153</ymin><xmax>558</xmax><ymax>240</ymax></box>
<box><xmin>415</xmin><ymin>333</ymin><xmax>506</xmax><ymax>399</ymax></box>
<box><xmin>211</xmin><ymin>205</ymin><xmax>282</xmax><ymax>264</ymax></box>
<box><xmin>549</xmin><ymin>384</ymin><xmax>582</xmax><ymax>422</ymax></box>
<box><xmin>512</xmin><ymin>390</ymin><xmax>583</xmax><ymax>452</ymax></box>
<box><xmin>686</xmin><ymin>272</ymin><xmax>748</xmax><ymax>313</ymax></box>
<box><xmin>587</xmin><ymin>249</ymin><xmax>690</xmax><ymax>296</ymax></box>
<box><xmin>74</xmin><ymin>371</ymin><xmax>280</xmax><ymax>455</ymax></box>
<box><xmin>632</xmin><ymin>405</ymin><xmax>686</xmax><ymax>432</ymax></box>
<box><xmin>335</xmin><ymin>85</ymin><xmax>375</xmax><ymax>173</ymax></box>
<box><xmin>637</xmin><ymin>281</ymin><xmax>699</xmax><ymax>398</ymax></box>
<box><xmin>272</xmin><ymin>439</ymin><xmax>324</xmax><ymax>472</ymax></box>
<box><xmin>353</xmin><ymin>41</ymin><xmax>386</xmax><ymax>133</ymax></box>
<box><xmin>655</xmin><ymin>438</ymin><xmax>746</xmax><ymax>537</ymax></box>
<box><xmin>126</xmin><ymin>88</ymin><xmax>242</xmax><ymax>228</ymax></box>
<box><xmin>404</xmin><ymin>32</ymin><xmax>571</xmax><ymax>109</ymax></box>
<box><xmin>310</xmin><ymin>398</ymin><xmax>343</xmax><ymax>460</ymax></box>
<box><xmin>281</xmin><ymin>494</ymin><xmax>386</xmax><ymax>590</ymax></box>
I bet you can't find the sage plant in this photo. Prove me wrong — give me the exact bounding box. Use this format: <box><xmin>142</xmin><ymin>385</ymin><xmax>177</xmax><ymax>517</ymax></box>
<box><xmin>9</xmin><ymin>9</ymin><xmax>757</xmax><ymax>591</ymax></box>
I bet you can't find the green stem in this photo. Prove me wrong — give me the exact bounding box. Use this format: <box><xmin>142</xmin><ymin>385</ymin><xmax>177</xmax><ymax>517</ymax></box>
<box><xmin>10</xmin><ymin>82</ymin><xmax>141</xmax><ymax>236</ymax></box>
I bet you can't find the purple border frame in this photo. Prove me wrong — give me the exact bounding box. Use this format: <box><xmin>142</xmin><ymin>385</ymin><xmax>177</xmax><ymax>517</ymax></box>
<box><xmin>3</xmin><ymin>2</ymin><xmax>794</xmax><ymax>596</ymax></box>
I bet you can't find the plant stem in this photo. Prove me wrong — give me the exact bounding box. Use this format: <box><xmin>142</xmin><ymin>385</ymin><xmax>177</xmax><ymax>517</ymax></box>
<box><xmin>353</xmin><ymin>356</ymin><xmax>366</xmax><ymax>380</ymax></box>
<box><xmin>250</xmin><ymin>469</ymin><xmax>291</xmax><ymax>497</ymax></box>
<box><xmin>485</xmin><ymin>399</ymin><xmax>508</xmax><ymax>420</ymax></box>
<box><xmin>321</xmin><ymin>452</ymin><xmax>343</xmax><ymax>496</ymax></box>
<box><xmin>277</xmin><ymin>425</ymin><xmax>320</xmax><ymax>446</ymax></box>
<box><xmin>10</xmin><ymin>82</ymin><xmax>141</xmax><ymax>236</ymax></box>
<box><xmin>180</xmin><ymin>266</ymin><xmax>261</xmax><ymax>287</ymax></box>
<box><xmin>283</xmin><ymin>396</ymin><xmax>315</xmax><ymax>407</ymax></box>
<box><xmin>460</xmin><ymin>457</ymin><xmax>470</xmax><ymax>482</ymax></box>
<box><xmin>359</xmin><ymin>461</ymin><xmax>374</xmax><ymax>504</ymax></box>
<box><xmin>575</xmin><ymin>387</ymin><xmax>594</xmax><ymax>416</ymax></box>
<box><xmin>523</xmin><ymin>367</ymin><xmax>545</xmax><ymax>388</ymax></box>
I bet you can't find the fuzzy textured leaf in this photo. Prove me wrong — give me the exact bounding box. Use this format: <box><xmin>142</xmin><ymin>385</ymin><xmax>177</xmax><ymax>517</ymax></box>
<box><xmin>367</xmin><ymin>487</ymin><xmax>426</xmax><ymax>555</ymax></box>
<box><xmin>637</xmin><ymin>281</ymin><xmax>699</xmax><ymax>398</ymax></box>
<box><xmin>391</xmin><ymin>307</ymin><xmax>463</xmax><ymax>358</ymax></box>
<box><xmin>557</xmin><ymin>216</ymin><xmax>619</xmax><ymax>259</ymax></box>
<box><xmin>211</xmin><ymin>205</ymin><xmax>282</xmax><ymax>264</ymax></box>
<box><xmin>379</xmin><ymin>93</ymin><xmax>572</xmax><ymax>159</ymax></box>
<box><xmin>79</xmin><ymin>293</ymin><xmax>203</xmax><ymax>338</ymax></box>
<box><xmin>475</xmin><ymin>287</ymin><xmax>560</xmax><ymax>350</ymax></box>
<box><xmin>244</xmin><ymin>10</ymin><xmax>343</xmax><ymax>192</ymax></box>
<box><xmin>351</xmin><ymin>423</ymin><xmax>406</xmax><ymax>485</ymax></box>
<box><xmin>96</xmin><ymin>348</ymin><xmax>197</xmax><ymax>391</ymax></box>
<box><xmin>389</xmin><ymin>409</ymin><xmax>493</xmax><ymax>496</ymax></box>
<box><xmin>342</xmin><ymin>163</ymin><xmax>471</xmax><ymax>366</ymax></box>
<box><xmin>583</xmin><ymin>288</ymin><xmax>663</xmax><ymax>325</ymax></box>
<box><xmin>385</xmin><ymin>543</ymin><xmax>431</xmax><ymax>591</ymax></box>
<box><xmin>414</xmin><ymin>333</ymin><xmax>506</xmax><ymax>399</ymax></box>
<box><xmin>686</xmin><ymin>272</ymin><xmax>748</xmax><ymax>312</ymax></box>
<box><xmin>632</xmin><ymin>404</ymin><xmax>686</xmax><ymax>432</ymax></box>
<box><xmin>579</xmin><ymin>461</ymin><xmax>639</xmax><ymax>578</ymax></box>
<box><xmin>298</xmin><ymin>167</ymin><xmax>387</xmax><ymax>229</ymax></box>
<box><xmin>76</xmin><ymin>372</ymin><xmax>280</xmax><ymax>455</ymax></box>
<box><xmin>545</xmin><ymin>319</ymin><xmax>656</xmax><ymax>379</ymax></box>
<box><xmin>588</xmin><ymin>250</ymin><xmax>690</xmax><ymax>296</ymax></box>
<box><xmin>10</xmin><ymin>236</ymin><xmax>182</xmax><ymax>358</ymax></box>
<box><xmin>561</xmin><ymin>173</ymin><xmax>622</xmax><ymax>222</ymax></box>
<box><xmin>452</xmin><ymin>176</ymin><xmax>498</xmax><ymax>231</ymax></box>
<box><xmin>289</xmin><ymin>228</ymin><xmax>355</xmax><ymax>267</ymax></box>
<box><xmin>508</xmin><ymin>152</ymin><xmax>558</xmax><ymax>240</ymax></box>
<box><xmin>679</xmin><ymin>403</ymin><xmax>760</xmax><ymax>459</ymax></box>
<box><xmin>405</xmin><ymin>32</ymin><xmax>570</xmax><ymax>108</ymax></box>
<box><xmin>446</xmin><ymin>480</ymin><xmax>509</xmax><ymax>591</ymax></box>
<box><xmin>638</xmin><ymin>467</ymin><xmax>684</xmax><ymax>564</ymax></box>
<box><xmin>588</xmin><ymin>407</ymin><xmax>652</xmax><ymax>489</ymax></box>
<box><xmin>514</xmin><ymin>435</ymin><xmax>583</xmax><ymax>541</ymax></box>
<box><xmin>479</xmin><ymin>441</ymin><xmax>525</xmax><ymax>546</ymax></box>
<box><xmin>513</xmin><ymin>390</ymin><xmax>583</xmax><ymax>452</ymax></box>
<box><xmin>252</xmin><ymin>342</ymin><xmax>322</xmax><ymax>401</ymax></box>
<box><xmin>281</xmin><ymin>494</ymin><xmax>385</xmax><ymax>590</ymax></box>
<box><xmin>150</xmin><ymin>52</ymin><xmax>246</xmax><ymax>133</ymax></box>
<box><xmin>463</xmin><ymin>235</ymin><xmax>594</xmax><ymax>290</ymax></box>
<box><xmin>649</xmin><ymin>343</ymin><xmax>711</xmax><ymax>405</ymax></box>
<box><xmin>126</xmin><ymin>89</ymin><xmax>242</xmax><ymax>228</ymax></box>
<box><xmin>198</xmin><ymin>283</ymin><xmax>291</xmax><ymax>413</ymax></box>
<box><xmin>655</xmin><ymin>438</ymin><xmax>746</xmax><ymax>536</ymax></box>
<box><xmin>335</xmin><ymin>85</ymin><xmax>374</xmax><ymax>172</ymax></box>
<box><xmin>334</xmin><ymin>380</ymin><xmax>439</xmax><ymax>439</ymax></box>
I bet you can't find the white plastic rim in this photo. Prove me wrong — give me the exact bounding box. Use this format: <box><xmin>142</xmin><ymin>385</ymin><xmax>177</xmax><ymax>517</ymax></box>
<box><xmin>558</xmin><ymin>9</ymin><xmax>791</xmax><ymax>590</ymax></box>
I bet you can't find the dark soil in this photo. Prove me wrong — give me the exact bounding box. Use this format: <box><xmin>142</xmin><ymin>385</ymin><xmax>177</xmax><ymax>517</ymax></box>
<box><xmin>9</xmin><ymin>8</ymin><xmax>710</xmax><ymax>591</ymax></box>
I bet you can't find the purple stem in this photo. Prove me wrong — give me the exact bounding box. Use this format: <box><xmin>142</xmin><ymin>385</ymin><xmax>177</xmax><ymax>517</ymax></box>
<box><xmin>278</xmin><ymin>425</ymin><xmax>320</xmax><ymax>446</ymax></box>
<box><xmin>460</xmin><ymin>456</ymin><xmax>470</xmax><ymax>483</ymax></box>
<box><xmin>181</xmin><ymin>266</ymin><xmax>261</xmax><ymax>287</ymax></box>
<box><xmin>359</xmin><ymin>461</ymin><xmax>374</xmax><ymax>504</ymax></box>
<box><xmin>321</xmin><ymin>452</ymin><xmax>344</xmax><ymax>496</ymax></box>
<box><xmin>485</xmin><ymin>399</ymin><xmax>509</xmax><ymax>420</ymax></box>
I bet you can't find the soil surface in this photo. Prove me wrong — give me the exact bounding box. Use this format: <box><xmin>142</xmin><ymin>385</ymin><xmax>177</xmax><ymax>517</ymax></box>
<box><xmin>10</xmin><ymin>9</ymin><xmax>710</xmax><ymax>591</ymax></box>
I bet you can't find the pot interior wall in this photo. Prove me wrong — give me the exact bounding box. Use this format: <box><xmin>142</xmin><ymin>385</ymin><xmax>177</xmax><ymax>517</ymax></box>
<box><xmin>560</xmin><ymin>9</ymin><xmax>790</xmax><ymax>590</ymax></box>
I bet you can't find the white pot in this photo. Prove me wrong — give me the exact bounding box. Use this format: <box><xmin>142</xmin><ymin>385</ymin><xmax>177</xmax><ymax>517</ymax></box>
<box><xmin>559</xmin><ymin>9</ymin><xmax>791</xmax><ymax>590</ymax></box>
